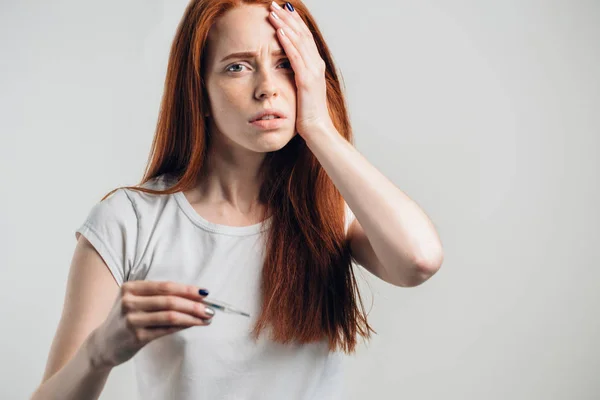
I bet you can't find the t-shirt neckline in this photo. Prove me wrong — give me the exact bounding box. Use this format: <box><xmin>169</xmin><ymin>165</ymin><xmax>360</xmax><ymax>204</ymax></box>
<box><xmin>173</xmin><ymin>191</ymin><xmax>272</xmax><ymax>236</ymax></box>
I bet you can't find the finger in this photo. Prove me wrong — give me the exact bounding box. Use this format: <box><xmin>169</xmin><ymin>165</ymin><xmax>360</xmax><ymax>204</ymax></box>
<box><xmin>140</xmin><ymin>326</ymin><xmax>184</xmax><ymax>342</ymax></box>
<box><xmin>123</xmin><ymin>281</ymin><xmax>209</xmax><ymax>301</ymax></box>
<box><xmin>272</xmin><ymin>27</ymin><xmax>306</xmax><ymax>77</ymax></box>
<box><xmin>270</xmin><ymin>2</ymin><xmax>304</xmax><ymax>37</ymax></box>
<box><xmin>127</xmin><ymin>310</ymin><xmax>212</xmax><ymax>328</ymax></box>
<box><xmin>142</xmin><ymin>319</ymin><xmax>214</xmax><ymax>341</ymax></box>
<box><xmin>272</xmin><ymin>1</ymin><xmax>311</xmax><ymax>37</ymax></box>
<box><xmin>268</xmin><ymin>6</ymin><xmax>319</xmax><ymax>70</ymax></box>
<box><xmin>269</xmin><ymin>12</ymin><xmax>307</xmax><ymax>56</ymax></box>
<box><xmin>268</xmin><ymin>10</ymin><xmax>305</xmax><ymax>57</ymax></box>
<box><xmin>122</xmin><ymin>294</ymin><xmax>216</xmax><ymax>320</ymax></box>
<box><xmin>137</xmin><ymin>325</ymin><xmax>209</xmax><ymax>343</ymax></box>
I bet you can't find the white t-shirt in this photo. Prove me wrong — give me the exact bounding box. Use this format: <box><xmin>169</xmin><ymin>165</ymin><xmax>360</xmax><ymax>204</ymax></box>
<box><xmin>76</xmin><ymin>174</ymin><xmax>357</xmax><ymax>400</ymax></box>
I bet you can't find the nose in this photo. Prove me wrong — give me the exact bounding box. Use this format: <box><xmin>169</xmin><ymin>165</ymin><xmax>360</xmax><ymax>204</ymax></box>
<box><xmin>254</xmin><ymin>69</ymin><xmax>279</xmax><ymax>100</ymax></box>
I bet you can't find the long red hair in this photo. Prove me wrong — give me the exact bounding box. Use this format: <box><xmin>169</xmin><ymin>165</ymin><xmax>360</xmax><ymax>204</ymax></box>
<box><xmin>102</xmin><ymin>0</ymin><xmax>374</xmax><ymax>353</ymax></box>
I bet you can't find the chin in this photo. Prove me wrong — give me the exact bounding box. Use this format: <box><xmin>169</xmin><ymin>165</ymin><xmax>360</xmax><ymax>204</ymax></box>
<box><xmin>251</xmin><ymin>129</ymin><xmax>297</xmax><ymax>152</ymax></box>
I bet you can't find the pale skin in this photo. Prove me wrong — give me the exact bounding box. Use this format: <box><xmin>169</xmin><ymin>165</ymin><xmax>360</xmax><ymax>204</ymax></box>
<box><xmin>31</xmin><ymin>3</ymin><xmax>443</xmax><ymax>397</ymax></box>
<box><xmin>188</xmin><ymin>2</ymin><xmax>444</xmax><ymax>286</ymax></box>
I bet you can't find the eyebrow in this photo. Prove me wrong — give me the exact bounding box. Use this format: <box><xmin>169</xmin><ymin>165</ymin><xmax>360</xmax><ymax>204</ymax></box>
<box><xmin>219</xmin><ymin>49</ymin><xmax>287</xmax><ymax>63</ymax></box>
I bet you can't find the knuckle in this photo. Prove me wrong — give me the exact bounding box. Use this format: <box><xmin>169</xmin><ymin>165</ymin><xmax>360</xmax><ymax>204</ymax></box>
<box><xmin>166</xmin><ymin>311</ymin><xmax>179</xmax><ymax>324</ymax></box>
<box><xmin>157</xmin><ymin>281</ymin><xmax>170</xmax><ymax>292</ymax></box>
<box><xmin>134</xmin><ymin>329</ymin><xmax>145</xmax><ymax>343</ymax></box>
<box><xmin>298</xmin><ymin>80</ymin><xmax>310</xmax><ymax>91</ymax></box>
<box><xmin>121</xmin><ymin>282</ymin><xmax>131</xmax><ymax>294</ymax></box>
<box><xmin>121</xmin><ymin>294</ymin><xmax>134</xmax><ymax>311</ymax></box>
<box><xmin>125</xmin><ymin>314</ymin><xmax>136</xmax><ymax>330</ymax></box>
<box><xmin>187</xmin><ymin>285</ymin><xmax>197</xmax><ymax>297</ymax></box>
<box><xmin>159</xmin><ymin>281</ymin><xmax>176</xmax><ymax>293</ymax></box>
<box><xmin>165</xmin><ymin>296</ymin><xmax>177</xmax><ymax>309</ymax></box>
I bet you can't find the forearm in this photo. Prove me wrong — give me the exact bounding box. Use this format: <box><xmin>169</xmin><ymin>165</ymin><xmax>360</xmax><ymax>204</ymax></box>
<box><xmin>304</xmin><ymin>126</ymin><xmax>443</xmax><ymax>271</ymax></box>
<box><xmin>30</xmin><ymin>335</ymin><xmax>112</xmax><ymax>400</ymax></box>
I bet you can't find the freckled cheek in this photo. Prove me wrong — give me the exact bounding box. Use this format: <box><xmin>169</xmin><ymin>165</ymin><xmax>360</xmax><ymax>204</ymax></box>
<box><xmin>212</xmin><ymin>84</ymin><xmax>248</xmax><ymax>118</ymax></box>
<box><xmin>281</xmin><ymin>82</ymin><xmax>297</xmax><ymax>108</ymax></box>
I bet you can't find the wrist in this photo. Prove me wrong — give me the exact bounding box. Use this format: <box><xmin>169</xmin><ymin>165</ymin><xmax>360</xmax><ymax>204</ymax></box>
<box><xmin>302</xmin><ymin>122</ymin><xmax>340</xmax><ymax>149</ymax></box>
<box><xmin>84</xmin><ymin>329</ymin><xmax>113</xmax><ymax>373</ymax></box>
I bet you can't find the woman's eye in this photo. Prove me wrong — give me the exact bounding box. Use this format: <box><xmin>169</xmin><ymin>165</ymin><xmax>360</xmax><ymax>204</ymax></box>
<box><xmin>225</xmin><ymin>60</ymin><xmax>291</xmax><ymax>73</ymax></box>
<box><xmin>226</xmin><ymin>63</ymin><xmax>245</xmax><ymax>73</ymax></box>
<box><xmin>278</xmin><ymin>60</ymin><xmax>292</xmax><ymax>69</ymax></box>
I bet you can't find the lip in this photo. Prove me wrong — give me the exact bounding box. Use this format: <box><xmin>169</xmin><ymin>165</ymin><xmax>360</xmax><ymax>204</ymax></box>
<box><xmin>250</xmin><ymin>118</ymin><xmax>286</xmax><ymax>130</ymax></box>
<box><xmin>249</xmin><ymin>109</ymin><xmax>286</xmax><ymax>122</ymax></box>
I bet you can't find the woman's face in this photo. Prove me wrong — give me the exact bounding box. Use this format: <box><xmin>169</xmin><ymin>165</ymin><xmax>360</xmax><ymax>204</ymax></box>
<box><xmin>203</xmin><ymin>4</ymin><xmax>297</xmax><ymax>154</ymax></box>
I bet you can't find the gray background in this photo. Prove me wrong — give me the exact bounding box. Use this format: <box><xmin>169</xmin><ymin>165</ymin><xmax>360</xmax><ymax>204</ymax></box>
<box><xmin>1</xmin><ymin>0</ymin><xmax>599</xmax><ymax>399</ymax></box>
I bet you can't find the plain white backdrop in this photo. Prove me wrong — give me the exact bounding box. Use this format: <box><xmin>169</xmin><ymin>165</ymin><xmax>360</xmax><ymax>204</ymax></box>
<box><xmin>1</xmin><ymin>0</ymin><xmax>598</xmax><ymax>399</ymax></box>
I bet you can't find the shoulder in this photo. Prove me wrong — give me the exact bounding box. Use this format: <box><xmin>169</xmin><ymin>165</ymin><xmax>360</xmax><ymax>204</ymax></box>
<box><xmin>125</xmin><ymin>173</ymin><xmax>178</xmax><ymax>212</ymax></box>
<box><xmin>80</xmin><ymin>173</ymin><xmax>175</xmax><ymax>232</ymax></box>
<box><xmin>88</xmin><ymin>188</ymin><xmax>138</xmax><ymax>224</ymax></box>
<box><xmin>116</xmin><ymin>173</ymin><xmax>177</xmax><ymax>212</ymax></box>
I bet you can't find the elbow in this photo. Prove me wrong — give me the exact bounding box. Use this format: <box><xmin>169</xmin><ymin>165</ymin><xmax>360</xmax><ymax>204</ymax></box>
<box><xmin>397</xmin><ymin>250</ymin><xmax>443</xmax><ymax>288</ymax></box>
<box><xmin>415</xmin><ymin>249</ymin><xmax>444</xmax><ymax>284</ymax></box>
<box><xmin>416</xmin><ymin>248</ymin><xmax>444</xmax><ymax>274</ymax></box>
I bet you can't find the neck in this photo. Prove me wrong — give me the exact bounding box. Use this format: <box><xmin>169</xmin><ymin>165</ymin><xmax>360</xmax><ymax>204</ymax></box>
<box><xmin>191</xmin><ymin>137</ymin><xmax>267</xmax><ymax>215</ymax></box>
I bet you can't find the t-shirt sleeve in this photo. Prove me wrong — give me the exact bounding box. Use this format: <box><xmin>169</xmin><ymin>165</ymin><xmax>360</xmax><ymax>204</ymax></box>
<box><xmin>75</xmin><ymin>189</ymin><xmax>139</xmax><ymax>286</ymax></box>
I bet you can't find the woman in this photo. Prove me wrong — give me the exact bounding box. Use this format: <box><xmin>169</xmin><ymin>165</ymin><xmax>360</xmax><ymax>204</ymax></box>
<box><xmin>32</xmin><ymin>1</ymin><xmax>443</xmax><ymax>399</ymax></box>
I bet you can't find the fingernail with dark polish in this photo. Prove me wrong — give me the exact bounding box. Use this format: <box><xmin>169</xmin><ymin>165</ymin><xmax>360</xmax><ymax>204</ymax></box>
<box><xmin>199</xmin><ymin>289</ymin><xmax>209</xmax><ymax>296</ymax></box>
<box><xmin>284</xmin><ymin>2</ymin><xmax>294</xmax><ymax>12</ymax></box>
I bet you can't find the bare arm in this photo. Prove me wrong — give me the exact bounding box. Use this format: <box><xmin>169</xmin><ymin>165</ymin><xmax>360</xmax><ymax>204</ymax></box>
<box><xmin>30</xmin><ymin>235</ymin><xmax>120</xmax><ymax>399</ymax></box>
<box><xmin>305</xmin><ymin>129</ymin><xmax>444</xmax><ymax>287</ymax></box>
<box><xmin>30</xmin><ymin>337</ymin><xmax>112</xmax><ymax>400</ymax></box>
